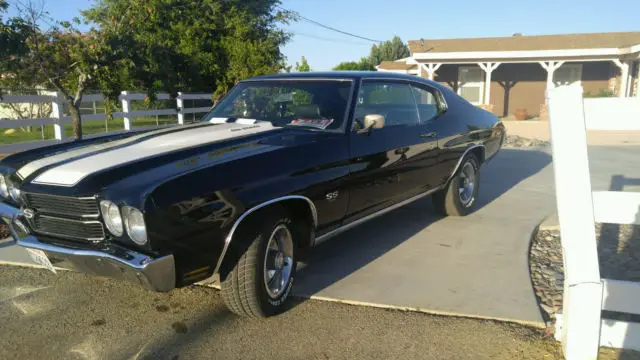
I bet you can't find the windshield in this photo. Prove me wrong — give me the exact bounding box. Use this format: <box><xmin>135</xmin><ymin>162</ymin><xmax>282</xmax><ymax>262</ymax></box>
<box><xmin>204</xmin><ymin>80</ymin><xmax>354</xmax><ymax>132</ymax></box>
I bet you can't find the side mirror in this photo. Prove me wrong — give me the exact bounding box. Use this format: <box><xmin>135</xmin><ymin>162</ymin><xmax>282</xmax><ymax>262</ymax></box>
<box><xmin>357</xmin><ymin>114</ymin><xmax>385</xmax><ymax>135</ymax></box>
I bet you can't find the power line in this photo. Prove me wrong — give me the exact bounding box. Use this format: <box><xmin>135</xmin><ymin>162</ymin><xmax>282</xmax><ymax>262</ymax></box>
<box><xmin>292</xmin><ymin>32</ymin><xmax>373</xmax><ymax>46</ymax></box>
<box><xmin>276</xmin><ymin>5</ymin><xmax>383</xmax><ymax>44</ymax></box>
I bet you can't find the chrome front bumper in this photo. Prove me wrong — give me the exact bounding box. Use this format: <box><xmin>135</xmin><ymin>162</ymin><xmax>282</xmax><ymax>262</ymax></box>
<box><xmin>0</xmin><ymin>201</ymin><xmax>176</xmax><ymax>292</ymax></box>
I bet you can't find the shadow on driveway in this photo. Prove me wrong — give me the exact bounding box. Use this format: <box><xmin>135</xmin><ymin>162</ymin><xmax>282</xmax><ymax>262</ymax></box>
<box><xmin>295</xmin><ymin>148</ymin><xmax>553</xmax><ymax>299</ymax></box>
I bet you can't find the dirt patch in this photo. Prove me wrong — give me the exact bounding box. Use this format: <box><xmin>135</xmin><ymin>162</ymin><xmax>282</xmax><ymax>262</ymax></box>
<box><xmin>0</xmin><ymin>264</ymin><xmax>634</xmax><ymax>359</ymax></box>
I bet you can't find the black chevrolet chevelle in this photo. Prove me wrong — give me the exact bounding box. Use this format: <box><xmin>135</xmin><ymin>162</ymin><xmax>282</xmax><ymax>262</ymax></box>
<box><xmin>0</xmin><ymin>72</ymin><xmax>504</xmax><ymax>317</ymax></box>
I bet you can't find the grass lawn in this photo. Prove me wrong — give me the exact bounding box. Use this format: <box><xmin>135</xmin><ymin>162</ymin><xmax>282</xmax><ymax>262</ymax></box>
<box><xmin>1</xmin><ymin>116</ymin><xmax>181</xmax><ymax>145</ymax></box>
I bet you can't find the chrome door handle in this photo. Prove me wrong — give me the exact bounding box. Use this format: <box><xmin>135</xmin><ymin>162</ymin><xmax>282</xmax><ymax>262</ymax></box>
<box><xmin>421</xmin><ymin>132</ymin><xmax>437</xmax><ymax>138</ymax></box>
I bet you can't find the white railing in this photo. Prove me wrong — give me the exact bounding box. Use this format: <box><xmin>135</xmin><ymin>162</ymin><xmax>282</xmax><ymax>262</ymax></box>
<box><xmin>1</xmin><ymin>91</ymin><xmax>213</xmax><ymax>153</ymax></box>
<box><xmin>548</xmin><ymin>84</ymin><xmax>640</xmax><ymax>359</ymax></box>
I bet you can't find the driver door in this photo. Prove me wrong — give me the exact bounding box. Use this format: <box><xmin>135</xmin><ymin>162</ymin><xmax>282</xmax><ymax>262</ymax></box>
<box><xmin>344</xmin><ymin>80</ymin><xmax>425</xmax><ymax>222</ymax></box>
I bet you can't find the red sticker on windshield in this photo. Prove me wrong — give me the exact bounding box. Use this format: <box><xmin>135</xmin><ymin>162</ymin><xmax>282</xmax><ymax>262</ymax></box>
<box><xmin>289</xmin><ymin>119</ymin><xmax>334</xmax><ymax>129</ymax></box>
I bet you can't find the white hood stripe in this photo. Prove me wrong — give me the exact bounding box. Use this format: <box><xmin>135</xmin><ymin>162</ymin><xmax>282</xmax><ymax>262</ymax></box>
<box><xmin>31</xmin><ymin>122</ymin><xmax>279</xmax><ymax>187</ymax></box>
<box><xmin>17</xmin><ymin>124</ymin><xmax>209</xmax><ymax>179</ymax></box>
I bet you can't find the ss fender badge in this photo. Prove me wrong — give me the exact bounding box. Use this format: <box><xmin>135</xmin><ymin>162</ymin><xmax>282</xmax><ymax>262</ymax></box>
<box><xmin>326</xmin><ymin>191</ymin><xmax>339</xmax><ymax>201</ymax></box>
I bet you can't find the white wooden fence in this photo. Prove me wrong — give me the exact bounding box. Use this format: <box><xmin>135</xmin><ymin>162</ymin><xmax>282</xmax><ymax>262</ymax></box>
<box><xmin>583</xmin><ymin>97</ymin><xmax>640</xmax><ymax>130</ymax></box>
<box><xmin>1</xmin><ymin>91</ymin><xmax>213</xmax><ymax>153</ymax></box>
<box><xmin>548</xmin><ymin>84</ymin><xmax>640</xmax><ymax>359</ymax></box>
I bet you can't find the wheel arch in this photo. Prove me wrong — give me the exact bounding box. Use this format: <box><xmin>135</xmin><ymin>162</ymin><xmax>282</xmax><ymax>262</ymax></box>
<box><xmin>445</xmin><ymin>144</ymin><xmax>485</xmax><ymax>186</ymax></box>
<box><xmin>213</xmin><ymin>195</ymin><xmax>317</xmax><ymax>275</ymax></box>
<box><xmin>469</xmin><ymin>146</ymin><xmax>485</xmax><ymax>164</ymax></box>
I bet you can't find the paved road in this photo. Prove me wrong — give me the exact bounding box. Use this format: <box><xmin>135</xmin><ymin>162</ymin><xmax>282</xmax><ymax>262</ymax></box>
<box><xmin>2</xmin><ymin>146</ymin><xmax>639</xmax><ymax>326</ymax></box>
<box><xmin>0</xmin><ymin>265</ymin><xmax>566</xmax><ymax>360</ymax></box>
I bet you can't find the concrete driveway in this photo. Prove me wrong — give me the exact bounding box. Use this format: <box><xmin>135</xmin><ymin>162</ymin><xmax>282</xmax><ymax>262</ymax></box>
<box><xmin>1</xmin><ymin>146</ymin><xmax>638</xmax><ymax>326</ymax></box>
<box><xmin>297</xmin><ymin>148</ymin><xmax>555</xmax><ymax>325</ymax></box>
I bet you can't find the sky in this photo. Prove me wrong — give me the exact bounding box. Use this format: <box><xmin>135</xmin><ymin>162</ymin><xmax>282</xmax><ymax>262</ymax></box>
<box><xmin>5</xmin><ymin>0</ymin><xmax>640</xmax><ymax>70</ymax></box>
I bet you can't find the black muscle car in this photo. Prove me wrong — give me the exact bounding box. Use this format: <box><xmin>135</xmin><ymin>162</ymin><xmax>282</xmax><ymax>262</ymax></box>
<box><xmin>0</xmin><ymin>72</ymin><xmax>504</xmax><ymax>317</ymax></box>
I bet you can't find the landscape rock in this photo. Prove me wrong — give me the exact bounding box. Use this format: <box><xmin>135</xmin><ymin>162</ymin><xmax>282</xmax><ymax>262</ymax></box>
<box><xmin>503</xmin><ymin>135</ymin><xmax>550</xmax><ymax>148</ymax></box>
<box><xmin>530</xmin><ymin>223</ymin><xmax>640</xmax><ymax>334</ymax></box>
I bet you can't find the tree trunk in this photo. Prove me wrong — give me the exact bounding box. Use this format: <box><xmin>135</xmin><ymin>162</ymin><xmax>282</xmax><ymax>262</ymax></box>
<box><xmin>68</xmin><ymin>103</ymin><xmax>83</xmax><ymax>140</ymax></box>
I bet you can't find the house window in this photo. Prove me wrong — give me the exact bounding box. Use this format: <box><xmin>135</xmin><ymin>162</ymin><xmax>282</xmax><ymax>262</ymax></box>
<box><xmin>457</xmin><ymin>66</ymin><xmax>484</xmax><ymax>105</ymax></box>
<box><xmin>554</xmin><ymin>64</ymin><xmax>582</xmax><ymax>87</ymax></box>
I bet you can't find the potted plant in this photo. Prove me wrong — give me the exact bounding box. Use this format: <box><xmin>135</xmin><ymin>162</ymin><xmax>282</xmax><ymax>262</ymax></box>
<box><xmin>514</xmin><ymin>108</ymin><xmax>528</xmax><ymax>121</ymax></box>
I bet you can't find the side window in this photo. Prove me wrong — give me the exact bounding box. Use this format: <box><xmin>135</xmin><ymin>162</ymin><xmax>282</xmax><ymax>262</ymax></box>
<box><xmin>354</xmin><ymin>81</ymin><xmax>419</xmax><ymax>130</ymax></box>
<box><xmin>411</xmin><ymin>85</ymin><xmax>446</xmax><ymax>123</ymax></box>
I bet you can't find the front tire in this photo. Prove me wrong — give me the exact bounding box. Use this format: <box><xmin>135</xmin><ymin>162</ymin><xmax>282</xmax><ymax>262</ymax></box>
<box><xmin>221</xmin><ymin>206</ymin><xmax>296</xmax><ymax>318</ymax></box>
<box><xmin>432</xmin><ymin>154</ymin><xmax>480</xmax><ymax>216</ymax></box>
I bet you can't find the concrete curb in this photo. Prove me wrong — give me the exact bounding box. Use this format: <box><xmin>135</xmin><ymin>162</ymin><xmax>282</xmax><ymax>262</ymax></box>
<box><xmin>295</xmin><ymin>295</ymin><xmax>547</xmax><ymax>329</ymax></box>
<box><xmin>196</xmin><ymin>281</ymin><xmax>546</xmax><ymax>329</ymax></box>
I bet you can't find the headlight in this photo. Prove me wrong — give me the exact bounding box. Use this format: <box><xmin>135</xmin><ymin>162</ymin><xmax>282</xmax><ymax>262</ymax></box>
<box><xmin>100</xmin><ymin>200</ymin><xmax>123</xmax><ymax>236</ymax></box>
<box><xmin>0</xmin><ymin>175</ymin><xmax>8</xmax><ymax>199</ymax></box>
<box><xmin>8</xmin><ymin>183</ymin><xmax>21</xmax><ymax>202</ymax></box>
<box><xmin>123</xmin><ymin>206</ymin><xmax>147</xmax><ymax>245</ymax></box>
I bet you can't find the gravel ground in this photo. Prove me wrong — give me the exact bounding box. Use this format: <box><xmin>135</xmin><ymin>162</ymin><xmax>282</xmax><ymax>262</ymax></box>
<box><xmin>529</xmin><ymin>229</ymin><xmax>564</xmax><ymax>325</ymax></box>
<box><xmin>0</xmin><ymin>223</ymin><xmax>8</xmax><ymax>239</ymax></box>
<box><xmin>530</xmin><ymin>223</ymin><xmax>640</xmax><ymax>329</ymax></box>
<box><xmin>0</xmin><ymin>265</ymin><xmax>573</xmax><ymax>360</ymax></box>
<box><xmin>503</xmin><ymin>135</ymin><xmax>550</xmax><ymax>148</ymax></box>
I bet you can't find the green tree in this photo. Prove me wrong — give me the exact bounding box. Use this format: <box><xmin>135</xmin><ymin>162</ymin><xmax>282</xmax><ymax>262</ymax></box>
<box><xmin>367</xmin><ymin>36</ymin><xmax>409</xmax><ymax>67</ymax></box>
<box><xmin>84</xmin><ymin>0</ymin><xmax>291</xmax><ymax>102</ymax></box>
<box><xmin>0</xmin><ymin>0</ymin><xmax>30</xmax><ymax>96</ymax></box>
<box><xmin>332</xmin><ymin>58</ymin><xmax>374</xmax><ymax>71</ymax></box>
<box><xmin>0</xmin><ymin>0</ymin><xmax>130</xmax><ymax>139</ymax></box>
<box><xmin>294</xmin><ymin>56</ymin><xmax>311</xmax><ymax>72</ymax></box>
<box><xmin>331</xmin><ymin>36</ymin><xmax>408</xmax><ymax>71</ymax></box>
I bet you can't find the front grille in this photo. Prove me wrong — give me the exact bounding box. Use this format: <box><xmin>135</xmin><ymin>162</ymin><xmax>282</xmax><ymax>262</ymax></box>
<box><xmin>23</xmin><ymin>193</ymin><xmax>105</xmax><ymax>242</ymax></box>
<box><xmin>25</xmin><ymin>193</ymin><xmax>99</xmax><ymax>218</ymax></box>
<box><xmin>33</xmin><ymin>215</ymin><xmax>105</xmax><ymax>242</ymax></box>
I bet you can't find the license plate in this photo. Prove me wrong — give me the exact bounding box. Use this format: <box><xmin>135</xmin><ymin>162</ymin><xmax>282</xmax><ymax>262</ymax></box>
<box><xmin>25</xmin><ymin>248</ymin><xmax>57</xmax><ymax>273</ymax></box>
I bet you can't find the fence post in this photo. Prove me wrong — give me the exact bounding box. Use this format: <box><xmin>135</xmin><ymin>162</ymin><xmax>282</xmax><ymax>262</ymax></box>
<box><xmin>547</xmin><ymin>83</ymin><xmax>603</xmax><ymax>360</ymax></box>
<box><xmin>121</xmin><ymin>91</ymin><xmax>131</xmax><ymax>130</ymax></box>
<box><xmin>50</xmin><ymin>92</ymin><xmax>65</xmax><ymax>140</ymax></box>
<box><xmin>176</xmin><ymin>92</ymin><xmax>184</xmax><ymax>125</ymax></box>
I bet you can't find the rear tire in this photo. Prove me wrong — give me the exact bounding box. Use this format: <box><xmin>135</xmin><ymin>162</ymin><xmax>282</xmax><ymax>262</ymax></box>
<box><xmin>220</xmin><ymin>206</ymin><xmax>297</xmax><ymax>318</ymax></box>
<box><xmin>432</xmin><ymin>154</ymin><xmax>480</xmax><ymax>217</ymax></box>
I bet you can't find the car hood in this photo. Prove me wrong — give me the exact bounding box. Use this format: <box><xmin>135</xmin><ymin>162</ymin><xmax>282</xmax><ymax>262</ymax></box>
<box><xmin>13</xmin><ymin>121</ymin><xmax>317</xmax><ymax>194</ymax></box>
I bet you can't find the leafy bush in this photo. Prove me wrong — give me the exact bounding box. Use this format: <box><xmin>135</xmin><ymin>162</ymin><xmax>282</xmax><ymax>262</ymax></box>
<box><xmin>584</xmin><ymin>89</ymin><xmax>615</xmax><ymax>98</ymax></box>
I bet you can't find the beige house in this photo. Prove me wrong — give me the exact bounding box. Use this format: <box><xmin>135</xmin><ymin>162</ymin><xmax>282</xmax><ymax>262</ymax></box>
<box><xmin>376</xmin><ymin>32</ymin><xmax>640</xmax><ymax>119</ymax></box>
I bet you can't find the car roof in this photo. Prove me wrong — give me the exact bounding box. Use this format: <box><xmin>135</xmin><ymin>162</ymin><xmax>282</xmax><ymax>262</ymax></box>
<box><xmin>244</xmin><ymin>71</ymin><xmax>432</xmax><ymax>82</ymax></box>
<box><xmin>242</xmin><ymin>71</ymin><xmax>449</xmax><ymax>94</ymax></box>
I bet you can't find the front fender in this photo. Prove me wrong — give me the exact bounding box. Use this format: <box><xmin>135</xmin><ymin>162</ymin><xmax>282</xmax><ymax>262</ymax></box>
<box><xmin>144</xmin><ymin>134</ymin><xmax>349</xmax><ymax>285</ymax></box>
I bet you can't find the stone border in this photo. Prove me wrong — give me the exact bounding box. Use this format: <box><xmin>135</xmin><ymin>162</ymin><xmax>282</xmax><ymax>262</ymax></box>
<box><xmin>529</xmin><ymin>227</ymin><xmax>564</xmax><ymax>332</ymax></box>
<box><xmin>529</xmin><ymin>214</ymin><xmax>640</xmax><ymax>334</ymax></box>
<box><xmin>503</xmin><ymin>135</ymin><xmax>550</xmax><ymax>148</ymax></box>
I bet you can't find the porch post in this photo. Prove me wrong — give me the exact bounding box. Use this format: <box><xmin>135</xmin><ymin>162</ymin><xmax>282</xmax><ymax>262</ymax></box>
<box><xmin>539</xmin><ymin>61</ymin><xmax>565</xmax><ymax>92</ymax></box>
<box><xmin>636</xmin><ymin>61</ymin><xmax>640</xmax><ymax>98</ymax></box>
<box><xmin>635</xmin><ymin>61</ymin><xmax>640</xmax><ymax>98</ymax></box>
<box><xmin>612</xmin><ymin>59</ymin><xmax>630</xmax><ymax>97</ymax></box>
<box><xmin>419</xmin><ymin>63</ymin><xmax>441</xmax><ymax>80</ymax></box>
<box><xmin>478</xmin><ymin>62</ymin><xmax>501</xmax><ymax>105</ymax></box>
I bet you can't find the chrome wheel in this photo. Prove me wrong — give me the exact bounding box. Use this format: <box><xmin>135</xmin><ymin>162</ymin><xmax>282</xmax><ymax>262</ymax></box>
<box><xmin>263</xmin><ymin>224</ymin><xmax>294</xmax><ymax>299</ymax></box>
<box><xmin>458</xmin><ymin>161</ymin><xmax>476</xmax><ymax>206</ymax></box>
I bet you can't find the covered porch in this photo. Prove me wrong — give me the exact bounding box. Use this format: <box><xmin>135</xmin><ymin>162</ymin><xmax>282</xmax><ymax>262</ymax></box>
<box><xmin>377</xmin><ymin>33</ymin><xmax>640</xmax><ymax>119</ymax></box>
